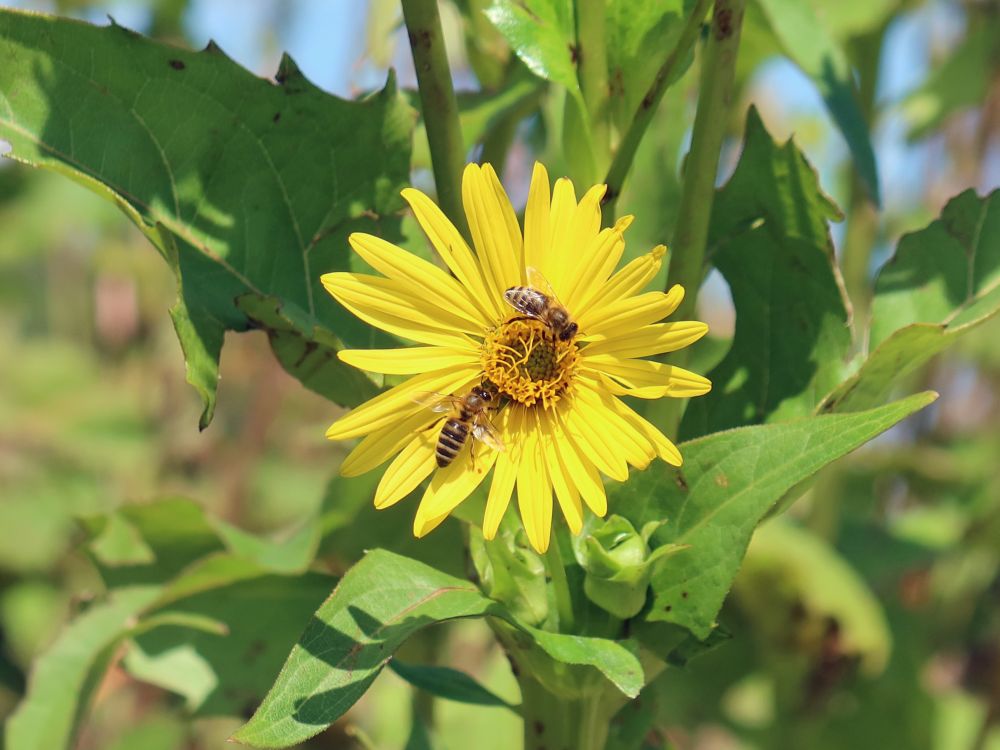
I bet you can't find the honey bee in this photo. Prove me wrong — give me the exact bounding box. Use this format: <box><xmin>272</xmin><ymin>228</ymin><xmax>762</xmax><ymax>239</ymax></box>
<box><xmin>415</xmin><ymin>382</ymin><xmax>505</xmax><ymax>468</ymax></box>
<box><xmin>504</xmin><ymin>267</ymin><xmax>578</xmax><ymax>341</ymax></box>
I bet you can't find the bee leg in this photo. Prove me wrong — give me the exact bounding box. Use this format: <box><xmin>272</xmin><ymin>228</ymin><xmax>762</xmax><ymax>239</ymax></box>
<box><xmin>469</xmin><ymin>439</ymin><xmax>477</xmax><ymax>472</ymax></box>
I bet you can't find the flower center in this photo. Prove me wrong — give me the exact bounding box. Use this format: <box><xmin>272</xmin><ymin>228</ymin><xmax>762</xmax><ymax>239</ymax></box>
<box><xmin>482</xmin><ymin>318</ymin><xmax>578</xmax><ymax>408</ymax></box>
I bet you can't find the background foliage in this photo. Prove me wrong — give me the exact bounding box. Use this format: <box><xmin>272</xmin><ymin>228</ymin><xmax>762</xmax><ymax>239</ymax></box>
<box><xmin>1</xmin><ymin>0</ymin><xmax>999</xmax><ymax>748</ymax></box>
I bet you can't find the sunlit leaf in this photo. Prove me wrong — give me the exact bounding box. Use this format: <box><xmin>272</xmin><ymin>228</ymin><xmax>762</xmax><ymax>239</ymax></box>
<box><xmin>233</xmin><ymin>549</ymin><xmax>642</xmax><ymax>748</ymax></box>
<box><xmin>0</xmin><ymin>10</ymin><xmax>412</xmax><ymax>426</ymax></box>
<box><xmin>618</xmin><ymin>392</ymin><xmax>936</xmax><ymax>639</ymax></box>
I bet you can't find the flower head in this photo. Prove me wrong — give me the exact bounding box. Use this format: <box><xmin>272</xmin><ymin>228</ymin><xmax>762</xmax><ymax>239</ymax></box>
<box><xmin>322</xmin><ymin>163</ymin><xmax>710</xmax><ymax>553</ymax></box>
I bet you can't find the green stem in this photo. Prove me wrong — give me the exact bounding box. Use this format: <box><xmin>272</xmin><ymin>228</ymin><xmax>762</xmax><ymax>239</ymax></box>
<box><xmin>519</xmin><ymin>677</ymin><xmax>609</xmax><ymax>750</ymax></box>
<box><xmin>544</xmin><ymin>538</ymin><xmax>575</xmax><ymax>633</ymax></box>
<box><xmin>601</xmin><ymin>0</ymin><xmax>712</xmax><ymax>221</ymax></box>
<box><xmin>661</xmin><ymin>0</ymin><xmax>745</xmax><ymax>435</ymax></box>
<box><xmin>575</xmin><ymin>0</ymin><xmax>610</xmax><ymax>171</ymax></box>
<box><xmin>841</xmin><ymin>27</ymin><xmax>885</xmax><ymax>342</ymax></box>
<box><xmin>401</xmin><ymin>0</ymin><xmax>469</xmax><ymax>241</ymax></box>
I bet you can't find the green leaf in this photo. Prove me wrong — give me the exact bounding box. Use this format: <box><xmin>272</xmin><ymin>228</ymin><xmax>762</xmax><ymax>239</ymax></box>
<box><xmin>388</xmin><ymin>660</ymin><xmax>518</xmax><ymax>711</ymax></box>
<box><xmin>233</xmin><ymin>549</ymin><xmax>642</xmax><ymax>748</ymax></box>
<box><xmin>5</xmin><ymin>588</ymin><xmax>159</xmax><ymax>750</ymax></box>
<box><xmin>617</xmin><ymin>392</ymin><xmax>936</xmax><ymax>639</ymax></box>
<box><xmin>125</xmin><ymin>556</ymin><xmax>334</xmax><ymax>717</ymax></box>
<box><xmin>0</xmin><ymin>10</ymin><xmax>413</xmax><ymax>426</ymax></box>
<box><xmin>753</xmin><ymin>0</ymin><xmax>880</xmax><ymax>204</ymax></box>
<box><xmin>83</xmin><ymin>498</ymin><xmax>224</xmax><ymax>589</ymax></box>
<box><xmin>822</xmin><ymin>189</ymin><xmax>1000</xmax><ymax>413</ymax></box>
<box><xmin>605</xmin><ymin>1</ymin><xmax>688</xmax><ymax>132</ymax></box>
<box><xmin>734</xmin><ymin>519</ymin><xmax>891</xmax><ymax>673</ymax></box>
<box><xmin>680</xmin><ymin>108</ymin><xmax>849</xmax><ymax>438</ymax></box>
<box><xmin>485</xmin><ymin>0</ymin><xmax>579</xmax><ymax>95</ymax></box>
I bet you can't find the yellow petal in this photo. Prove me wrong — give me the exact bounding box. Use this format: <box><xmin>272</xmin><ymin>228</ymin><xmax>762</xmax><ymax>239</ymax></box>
<box><xmin>326</xmin><ymin>368</ymin><xmax>479</xmax><ymax>440</ymax></box>
<box><xmin>539</xmin><ymin>411</ymin><xmax>583</xmax><ymax>534</ymax></box>
<box><xmin>582</xmin><ymin>321</ymin><xmax>709</xmax><ymax>359</ymax></box>
<box><xmin>609</xmin><ymin>397</ymin><xmax>683</xmax><ymax>466</ymax></box>
<box><xmin>523</xmin><ymin>162</ymin><xmax>551</xmax><ymax>273</ymax></box>
<box><xmin>517</xmin><ymin>411</ymin><xmax>553</xmax><ymax>553</ymax></box>
<box><xmin>462</xmin><ymin>163</ymin><xmax>522</xmax><ymax>303</ymax></box>
<box><xmin>413</xmin><ymin>447</ymin><xmax>499</xmax><ymax>538</ymax></box>
<box><xmin>553</xmin><ymin>183</ymin><xmax>606</xmax><ymax>300</ymax></box>
<box><xmin>322</xmin><ymin>272</ymin><xmax>479</xmax><ymax>347</ymax></box>
<box><xmin>402</xmin><ymin>187</ymin><xmax>502</xmax><ymax>321</ymax></box>
<box><xmin>339</xmin><ymin>346</ymin><xmax>479</xmax><ymax>375</ymax></box>
<box><xmin>583</xmin><ymin>356</ymin><xmax>713</xmax><ymax>398</ymax></box>
<box><xmin>374</xmin><ymin>432</ymin><xmax>438</xmax><ymax>508</ymax></box>
<box><xmin>559</xmin><ymin>398</ymin><xmax>629</xmax><ymax>481</ymax></box>
<box><xmin>575</xmin><ymin>245</ymin><xmax>666</xmax><ymax>316</ymax></box>
<box><xmin>550</xmin><ymin>413</ymin><xmax>607</xmax><ymax>516</ymax></box>
<box><xmin>348</xmin><ymin>233</ymin><xmax>489</xmax><ymax>329</ymax></box>
<box><xmin>573</xmin><ymin>382</ymin><xmax>654</xmax><ymax>470</ymax></box>
<box><xmin>340</xmin><ymin>408</ymin><xmax>439</xmax><ymax>476</ymax></box>
<box><xmin>578</xmin><ymin>288</ymin><xmax>685</xmax><ymax>338</ymax></box>
<box><xmin>483</xmin><ymin>407</ymin><xmax>522</xmax><ymax>539</ymax></box>
<box><xmin>542</xmin><ymin>177</ymin><xmax>578</xmax><ymax>292</ymax></box>
<box><xmin>562</xmin><ymin>216</ymin><xmax>632</xmax><ymax>312</ymax></box>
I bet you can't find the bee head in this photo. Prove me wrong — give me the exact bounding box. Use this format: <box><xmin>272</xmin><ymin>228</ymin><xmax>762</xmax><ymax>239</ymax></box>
<box><xmin>559</xmin><ymin>321</ymin><xmax>579</xmax><ymax>341</ymax></box>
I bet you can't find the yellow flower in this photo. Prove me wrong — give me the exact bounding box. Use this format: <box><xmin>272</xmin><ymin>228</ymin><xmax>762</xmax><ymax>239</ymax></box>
<box><xmin>321</xmin><ymin>163</ymin><xmax>710</xmax><ymax>553</ymax></box>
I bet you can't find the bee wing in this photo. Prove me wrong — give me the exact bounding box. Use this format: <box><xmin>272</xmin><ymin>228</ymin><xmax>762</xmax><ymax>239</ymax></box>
<box><xmin>526</xmin><ymin>266</ymin><xmax>561</xmax><ymax>304</ymax></box>
<box><xmin>472</xmin><ymin>415</ymin><xmax>505</xmax><ymax>452</ymax></box>
<box><xmin>412</xmin><ymin>391</ymin><xmax>460</xmax><ymax>413</ymax></box>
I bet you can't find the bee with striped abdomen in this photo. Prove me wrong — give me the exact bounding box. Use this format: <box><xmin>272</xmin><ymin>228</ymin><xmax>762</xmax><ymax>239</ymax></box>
<box><xmin>415</xmin><ymin>382</ymin><xmax>505</xmax><ymax>468</ymax></box>
<box><xmin>503</xmin><ymin>266</ymin><xmax>578</xmax><ymax>341</ymax></box>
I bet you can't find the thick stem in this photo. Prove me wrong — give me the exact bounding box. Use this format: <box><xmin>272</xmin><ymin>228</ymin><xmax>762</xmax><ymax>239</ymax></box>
<box><xmin>661</xmin><ymin>0</ymin><xmax>745</xmax><ymax>435</ymax></box>
<box><xmin>544</xmin><ymin>538</ymin><xmax>575</xmax><ymax>633</ymax></box>
<box><xmin>575</xmin><ymin>0</ymin><xmax>610</xmax><ymax>171</ymax></box>
<box><xmin>519</xmin><ymin>678</ymin><xmax>609</xmax><ymax>750</ymax></box>
<box><xmin>401</xmin><ymin>0</ymin><xmax>469</xmax><ymax>241</ymax></box>
<box><xmin>601</xmin><ymin>0</ymin><xmax>712</xmax><ymax>221</ymax></box>
<box><xmin>841</xmin><ymin>27</ymin><xmax>885</xmax><ymax>343</ymax></box>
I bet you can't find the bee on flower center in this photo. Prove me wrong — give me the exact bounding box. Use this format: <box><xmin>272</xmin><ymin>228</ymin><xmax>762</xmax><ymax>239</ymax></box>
<box><xmin>504</xmin><ymin>266</ymin><xmax>579</xmax><ymax>342</ymax></box>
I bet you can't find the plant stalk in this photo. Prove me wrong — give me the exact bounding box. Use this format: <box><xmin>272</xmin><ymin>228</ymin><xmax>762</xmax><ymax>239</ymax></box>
<box><xmin>401</xmin><ymin>0</ymin><xmax>469</xmax><ymax>241</ymax></box>
<box><xmin>519</xmin><ymin>677</ymin><xmax>609</xmax><ymax>750</ymax></box>
<box><xmin>544</xmin><ymin>537</ymin><xmax>575</xmax><ymax>633</ymax></box>
<box><xmin>575</xmin><ymin>0</ymin><xmax>610</xmax><ymax>171</ymax></box>
<box><xmin>662</xmin><ymin>0</ymin><xmax>745</xmax><ymax>435</ymax></box>
<box><xmin>601</xmin><ymin>0</ymin><xmax>713</xmax><ymax>220</ymax></box>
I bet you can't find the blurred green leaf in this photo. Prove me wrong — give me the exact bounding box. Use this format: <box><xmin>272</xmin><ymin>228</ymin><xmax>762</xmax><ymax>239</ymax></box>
<box><xmin>389</xmin><ymin>660</ymin><xmax>518</xmax><ymax>711</ymax></box>
<box><xmin>125</xmin><ymin>557</ymin><xmax>334</xmax><ymax>717</ymax></box>
<box><xmin>233</xmin><ymin>549</ymin><xmax>642</xmax><ymax>748</ymax></box>
<box><xmin>103</xmin><ymin>713</ymin><xmax>188</xmax><ymax>750</ymax></box>
<box><xmin>5</xmin><ymin>588</ymin><xmax>158</xmax><ymax>750</ymax></box>
<box><xmin>822</xmin><ymin>189</ymin><xmax>1000</xmax><ymax>412</ymax></box>
<box><xmin>753</xmin><ymin>0</ymin><xmax>881</xmax><ymax>204</ymax></box>
<box><xmin>902</xmin><ymin>20</ymin><xmax>1000</xmax><ymax>142</ymax></box>
<box><xmin>0</xmin><ymin>10</ymin><xmax>413</xmax><ymax>426</ymax></box>
<box><xmin>735</xmin><ymin>519</ymin><xmax>891</xmax><ymax>674</ymax></box>
<box><xmin>681</xmin><ymin>108</ymin><xmax>848</xmax><ymax>438</ymax></box>
<box><xmin>617</xmin><ymin>392</ymin><xmax>936</xmax><ymax>639</ymax></box>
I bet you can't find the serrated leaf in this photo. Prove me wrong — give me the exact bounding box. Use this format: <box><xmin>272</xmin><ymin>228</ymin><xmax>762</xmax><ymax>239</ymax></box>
<box><xmin>680</xmin><ymin>108</ymin><xmax>849</xmax><ymax>439</ymax></box>
<box><xmin>753</xmin><ymin>0</ymin><xmax>880</xmax><ymax>204</ymax></box>
<box><xmin>5</xmin><ymin>588</ymin><xmax>159</xmax><ymax>750</ymax></box>
<box><xmin>616</xmin><ymin>392</ymin><xmax>936</xmax><ymax>639</ymax></box>
<box><xmin>0</xmin><ymin>10</ymin><xmax>413</xmax><ymax>426</ymax></box>
<box><xmin>822</xmin><ymin>189</ymin><xmax>1000</xmax><ymax>413</ymax></box>
<box><xmin>389</xmin><ymin>660</ymin><xmax>518</xmax><ymax>711</ymax></box>
<box><xmin>233</xmin><ymin>549</ymin><xmax>642</xmax><ymax>748</ymax></box>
